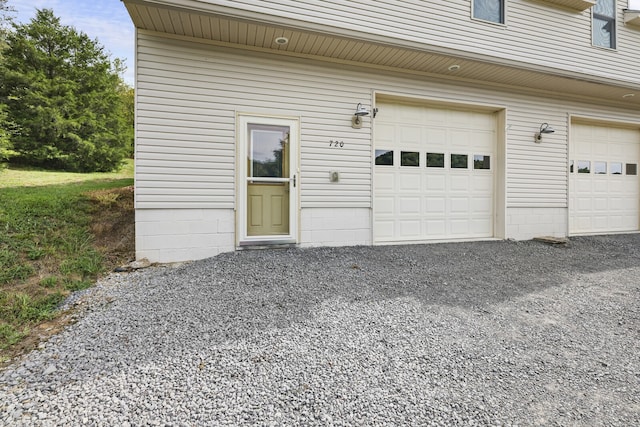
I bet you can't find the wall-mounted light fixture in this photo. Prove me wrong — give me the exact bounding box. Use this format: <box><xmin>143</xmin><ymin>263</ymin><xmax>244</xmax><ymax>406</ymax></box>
<box><xmin>352</xmin><ymin>103</ymin><xmax>370</xmax><ymax>128</ymax></box>
<box><xmin>351</xmin><ymin>104</ymin><xmax>379</xmax><ymax>128</ymax></box>
<box><xmin>535</xmin><ymin>122</ymin><xmax>555</xmax><ymax>143</ymax></box>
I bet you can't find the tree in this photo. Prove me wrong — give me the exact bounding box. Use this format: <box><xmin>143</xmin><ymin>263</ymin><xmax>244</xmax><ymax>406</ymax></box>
<box><xmin>0</xmin><ymin>0</ymin><xmax>12</xmax><ymax>40</ymax></box>
<box><xmin>120</xmin><ymin>84</ymin><xmax>135</xmax><ymax>158</ymax></box>
<box><xmin>0</xmin><ymin>0</ymin><xmax>14</xmax><ymax>163</ymax></box>
<box><xmin>0</xmin><ymin>9</ymin><xmax>129</xmax><ymax>171</ymax></box>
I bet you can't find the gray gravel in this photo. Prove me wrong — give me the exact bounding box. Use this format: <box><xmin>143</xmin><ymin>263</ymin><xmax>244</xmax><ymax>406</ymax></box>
<box><xmin>1</xmin><ymin>235</ymin><xmax>639</xmax><ymax>426</ymax></box>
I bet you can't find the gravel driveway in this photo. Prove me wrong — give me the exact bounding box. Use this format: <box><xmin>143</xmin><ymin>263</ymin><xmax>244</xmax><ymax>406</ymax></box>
<box><xmin>1</xmin><ymin>235</ymin><xmax>639</xmax><ymax>426</ymax></box>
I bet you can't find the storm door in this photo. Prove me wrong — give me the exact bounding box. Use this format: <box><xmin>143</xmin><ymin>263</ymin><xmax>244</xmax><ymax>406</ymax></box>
<box><xmin>238</xmin><ymin>116</ymin><xmax>298</xmax><ymax>244</ymax></box>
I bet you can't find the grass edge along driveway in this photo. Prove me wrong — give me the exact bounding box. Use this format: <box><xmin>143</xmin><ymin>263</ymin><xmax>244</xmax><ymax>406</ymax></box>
<box><xmin>0</xmin><ymin>161</ymin><xmax>134</xmax><ymax>360</ymax></box>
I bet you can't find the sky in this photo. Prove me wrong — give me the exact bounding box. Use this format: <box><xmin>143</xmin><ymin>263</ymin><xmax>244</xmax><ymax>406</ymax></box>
<box><xmin>10</xmin><ymin>0</ymin><xmax>135</xmax><ymax>86</ymax></box>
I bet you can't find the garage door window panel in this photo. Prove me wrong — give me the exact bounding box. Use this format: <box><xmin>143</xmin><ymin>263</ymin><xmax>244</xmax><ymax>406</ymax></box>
<box><xmin>594</xmin><ymin>161</ymin><xmax>607</xmax><ymax>174</ymax></box>
<box><xmin>427</xmin><ymin>153</ymin><xmax>445</xmax><ymax>168</ymax></box>
<box><xmin>375</xmin><ymin>150</ymin><xmax>394</xmax><ymax>166</ymax></box>
<box><xmin>451</xmin><ymin>154</ymin><xmax>469</xmax><ymax>169</ymax></box>
<box><xmin>610</xmin><ymin>162</ymin><xmax>622</xmax><ymax>175</ymax></box>
<box><xmin>578</xmin><ymin>161</ymin><xmax>591</xmax><ymax>173</ymax></box>
<box><xmin>473</xmin><ymin>155</ymin><xmax>491</xmax><ymax>170</ymax></box>
<box><xmin>401</xmin><ymin>151</ymin><xmax>420</xmax><ymax>167</ymax></box>
<box><xmin>627</xmin><ymin>163</ymin><xmax>638</xmax><ymax>175</ymax></box>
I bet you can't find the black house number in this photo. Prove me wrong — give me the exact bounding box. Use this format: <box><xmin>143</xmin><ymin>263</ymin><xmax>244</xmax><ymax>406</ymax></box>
<box><xmin>329</xmin><ymin>140</ymin><xmax>344</xmax><ymax>148</ymax></box>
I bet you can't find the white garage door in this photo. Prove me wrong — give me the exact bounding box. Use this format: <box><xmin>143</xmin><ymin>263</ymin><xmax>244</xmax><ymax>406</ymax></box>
<box><xmin>569</xmin><ymin>122</ymin><xmax>640</xmax><ymax>234</ymax></box>
<box><xmin>373</xmin><ymin>102</ymin><xmax>496</xmax><ymax>243</ymax></box>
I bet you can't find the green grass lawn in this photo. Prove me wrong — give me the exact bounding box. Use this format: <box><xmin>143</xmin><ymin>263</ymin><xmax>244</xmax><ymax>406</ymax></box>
<box><xmin>0</xmin><ymin>160</ymin><xmax>134</xmax><ymax>188</ymax></box>
<box><xmin>0</xmin><ymin>160</ymin><xmax>134</xmax><ymax>359</ymax></box>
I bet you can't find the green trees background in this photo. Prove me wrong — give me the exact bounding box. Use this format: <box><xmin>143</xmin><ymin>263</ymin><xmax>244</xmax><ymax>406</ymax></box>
<box><xmin>0</xmin><ymin>4</ymin><xmax>134</xmax><ymax>172</ymax></box>
<box><xmin>0</xmin><ymin>0</ymin><xmax>12</xmax><ymax>163</ymax></box>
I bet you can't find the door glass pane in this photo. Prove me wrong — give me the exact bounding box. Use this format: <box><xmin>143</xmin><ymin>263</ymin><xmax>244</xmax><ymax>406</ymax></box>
<box><xmin>473</xmin><ymin>155</ymin><xmax>491</xmax><ymax>170</ymax></box>
<box><xmin>627</xmin><ymin>163</ymin><xmax>638</xmax><ymax>176</ymax></box>
<box><xmin>427</xmin><ymin>153</ymin><xmax>444</xmax><ymax>168</ymax></box>
<box><xmin>594</xmin><ymin>161</ymin><xmax>607</xmax><ymax>174</ymax></box>
<box><xmin>246</xmin><ymin>123</ymin><xmax>291</xmax><ymax>237</ymax></box>
<box><xmin>451</xmin><ymin>154</ymin><xmax>469</xmax><ymax>169</ymax></box>
<box><xmin>401</xmin><ymin>151</ymin><xmax>419</xmax><ymax>167</ymax></box>
<box><xmin>248</xmin><ymin>124</ymin><xmax>289</xmax><ymax>178</ymax></box>
<box><xmin>570</xmin><ymin>160</ymin><xmax>574</xmax><ymax>173</ymax></box>
<box><xmin>375</xmin><ymin>149</ymin><xmax>393</xmax><ymax>166</ymax></box>
<box><xmin>610</xmin><ymin>162</ymin><xmax>622</xmax><ymax>175</ymax></box>
<box><xmin>578</xmin><ymin>161</ymin><xmax>591</xmax><ymax>173</ymax></box>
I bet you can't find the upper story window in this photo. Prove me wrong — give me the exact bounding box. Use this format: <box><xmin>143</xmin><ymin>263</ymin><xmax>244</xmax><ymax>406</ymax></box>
<box><xmin>593</xmin><ymin>0</ymin><xmax>616</xmax><ymax>49</ymax></box>
<box><xmin>473</xmin><ymin>0</ymin><xmax>505</xmax><ymax>24</ymax></box>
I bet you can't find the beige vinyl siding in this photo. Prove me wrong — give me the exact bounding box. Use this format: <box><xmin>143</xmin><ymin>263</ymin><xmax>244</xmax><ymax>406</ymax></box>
<box><xmin>135</xmin><ymin>31</ymin><xmax>640</xmax><ymax>210</ymax></box>
<box><xmin>136</xmin><ymin>32</ymin><xmax>373</xmax><ymax>209</ymax></box>
<box><xmin>180</xmin><ymin>0</ymin><xmax>640</xmax><ymax>85</ymax></box>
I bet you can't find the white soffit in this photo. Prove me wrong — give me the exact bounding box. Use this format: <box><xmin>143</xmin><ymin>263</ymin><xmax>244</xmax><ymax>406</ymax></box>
<box><xmin>123</xmin><ymin>1</ymin><xmax>640</xmax><ymax>108</ymax></box>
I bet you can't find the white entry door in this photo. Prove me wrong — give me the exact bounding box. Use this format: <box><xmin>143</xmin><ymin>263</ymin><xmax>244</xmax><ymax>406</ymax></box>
<box><xmin>238</xmin><ymin>115</ymin><xmax>298</xmax><ymax>244</ymax></box>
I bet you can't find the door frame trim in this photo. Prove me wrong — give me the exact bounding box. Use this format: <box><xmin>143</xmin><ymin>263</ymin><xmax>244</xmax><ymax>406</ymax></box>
<box><xmin>236</xmin><ymin>113</ymin><xmax>300</xmax><ymax>246</ymax></box>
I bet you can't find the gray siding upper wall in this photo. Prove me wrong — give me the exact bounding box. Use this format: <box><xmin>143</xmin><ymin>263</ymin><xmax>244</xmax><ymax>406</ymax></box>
<box><xmin>200</xmin><ymin>0</ymin><xmax>640</xmax><ymax>85</ymax></box>
<box><xmin>135</xmin><ymin>31</ymin><xmax>639</xmax><ymax>210</ymax></box>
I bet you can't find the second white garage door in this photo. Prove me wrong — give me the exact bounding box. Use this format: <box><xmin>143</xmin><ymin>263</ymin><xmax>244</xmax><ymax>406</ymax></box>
<box><xmin>569</xmin><ymin>122</ymin><xmax>640</xmax><ymax>235</ymax></box>
<box><xmin>373</xmin><ymin>101</ymin><xmax>497</xmax><ymax>243</ymax></box>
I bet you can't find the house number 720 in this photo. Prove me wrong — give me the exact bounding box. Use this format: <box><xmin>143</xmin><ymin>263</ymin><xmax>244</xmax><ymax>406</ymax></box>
<box><xmin>329</xmin><ymin>140</ymin><xmax>344</xmax><ymax>148</ymax></box>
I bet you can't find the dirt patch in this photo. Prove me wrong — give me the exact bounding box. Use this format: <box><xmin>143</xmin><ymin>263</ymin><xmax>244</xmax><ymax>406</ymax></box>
<box><xmin>87</xmin><ymin>185</ymin><xmax>136</xmax><ymax>269</ymax></box>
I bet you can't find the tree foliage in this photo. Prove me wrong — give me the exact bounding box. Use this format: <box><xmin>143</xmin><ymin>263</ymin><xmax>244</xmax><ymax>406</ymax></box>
<box><xmin>0</xmin><ymin>0</ymin><xmax>14</xmax><ymax>163</ymax></box>
<box><xmin>0</xmin><ymin>0</ymin><xmax>12</xmax><ymax>38</ymax></box>
<box><xmin>120</xmin><ymin>86</ymin><xmax>135</xmax><ymax>158</ymax></box>
<box><xmin>0</xmin><ymin>9</ymin><xmax>130</xmax><ymax>171</ymax></box>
